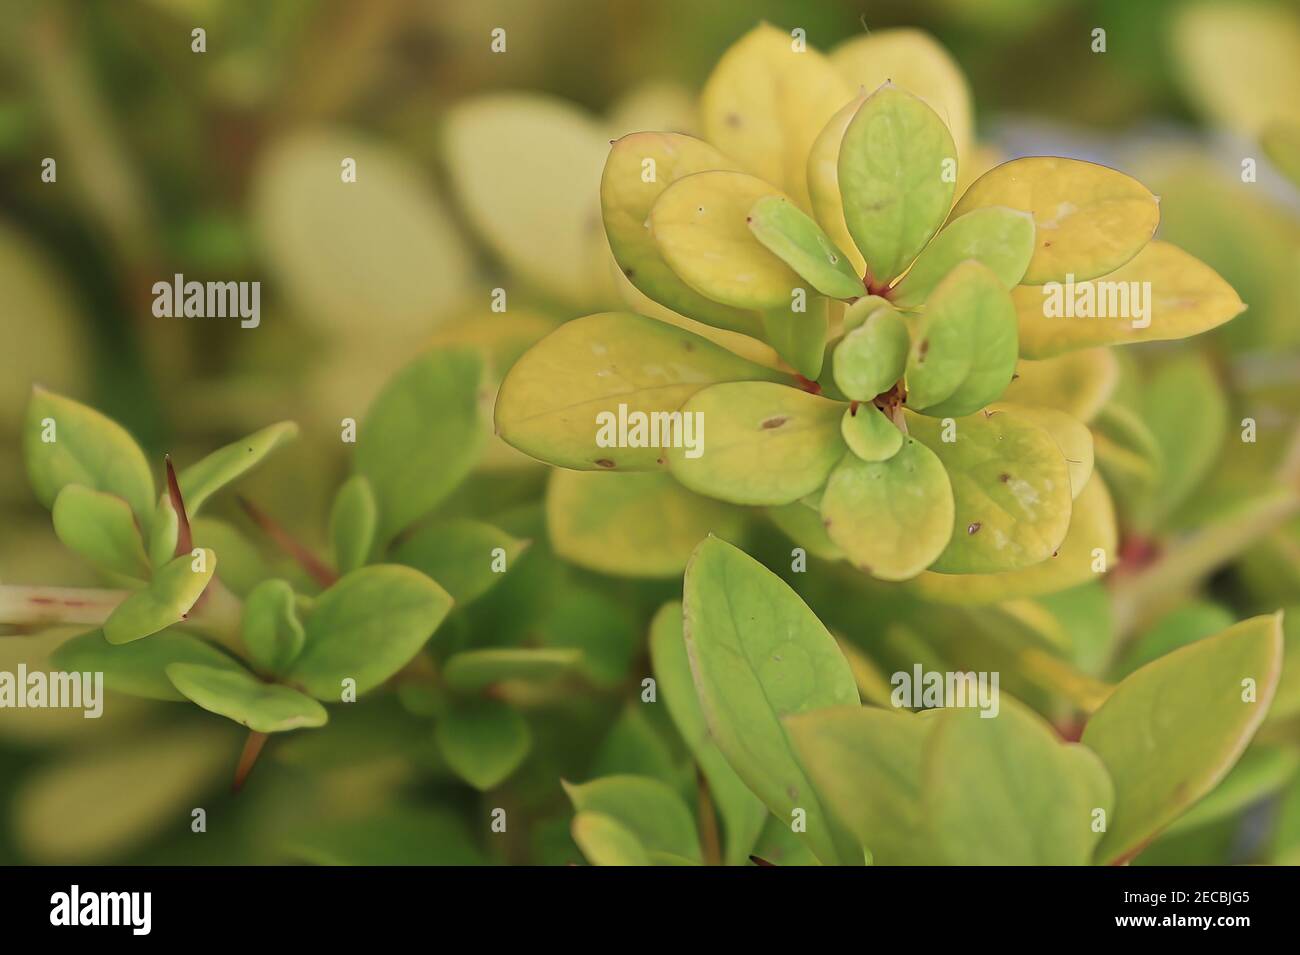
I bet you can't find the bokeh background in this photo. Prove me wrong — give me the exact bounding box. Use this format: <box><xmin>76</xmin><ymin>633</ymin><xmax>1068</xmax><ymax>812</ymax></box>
<box><xmin>1</xmin><ymin>0</ymin><xmax>1298</xmax><ymax>864</ymax></box>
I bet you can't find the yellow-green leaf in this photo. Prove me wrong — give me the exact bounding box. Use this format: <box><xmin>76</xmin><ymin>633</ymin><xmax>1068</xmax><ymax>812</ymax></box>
<box><xmin>806</xmin><ymin>92</ymin><xmax>868</xmax><ymax>276</ymax></box>
<box><xmin>833</xmin><ymin>305</ymin><xmax>909</xmax><ymax>401</ymax></box>
<box><xmin>989</xmin><ymin>403</ymin><xmax>1093</xmax><ymax>499</ymax></box>
<box><xmin>889</xmin><ymin>206</ymin><xmax>1035</xmax><ymax>308</ymax></box>
<box><xmin>166</xmin><ymin>662</ymin><xmax>328</xmax><ymax>734</ymax></box>
<box><xmin>103</xmin><ymin>548</ymin><xmax>217</xmax><ymax>645</ymax></box>
<box><xmin>747</xmin><ymin>195</ymin><xmax>864</xmax><ymax>299</ymax></box>
<box><xmin>841</xmin><ymin>405</ymin><xmax>904</xmax><ymax>462</ymax></box>
<box><xmin>52</xmin><ymin>485</ymin><xmax>150</xmax><ymax>580</ymax></box>
<box><xmin>999</xmin><ymin>348</ymin><xmax>1118</xmax><ymax>422</ymax></box>
<box><xmin>571</xmin><ymin>811</ymin><xmax>652</xmax><ymax>866</ymax></box>
<box><xmin>178</xmin><ymin>421</ymin><xmax>298</xmax><ymax>515</ymax></box>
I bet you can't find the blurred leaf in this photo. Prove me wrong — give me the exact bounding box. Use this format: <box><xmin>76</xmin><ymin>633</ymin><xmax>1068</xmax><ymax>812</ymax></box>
<box><xmin>51</xmin><ymin>485</ymin><xmax>150</xmax><ymax>580</ymax></box>
<box><xmin>1083</xmin><ymin>614</ymin><xmax>1284</xmax><ymax>864</ymax></box>
<box><xmin>434</xmin><ymin>699</ymin><xmax>531</xmax><ymax>791</ymax></box>
<box><xmin>241</xmin><ymin>579</ymin><xmax>306</xmax><ymax>676</ymax></box>
<box><xmin>1000</xmin><ymin>349</ymin><xmax>1118</xmax><ymax>423</ymax></box>
<box><xmin>547</xmin><ymin>470</ymin><xmax>742</xmax><ymax>578</ymax></box>
<box><xmin>683</xmin><ymin>535</ymin><xmax>859</xmax><ymax>864</ymax></box>
<box><xmin>766</xmin><ymin>500</ymin><xmax>843</xmax><ymax>561</ymax></box>
<box><xmin>570</xmin><ymin>811</ymin><xmax>651</xmax><ymax>866</ymax></box>
<box><xmin>391</xmin><ymin>519</ymin><xmax>528</xmax><ymax>606</ymax></box>
<box><xmin>283</xmin><ymin>807</ymin><xmax>487</xmax><ymax>865</ymax></box>
<box><xmin>166</xmin><ymin>662</ymin><xmax>328</xmax><ymax>733</ymax></box>
<box><xmin>328</xmin><ymin>475</ymin><xmax>377</xmax><ymax>575</ymax></box>
<box><xmin>1165</xmin><ymin>744</ymin><xmax>1300</xmax><ymax>836</ymax></box>
<box><xmin>287</xmin><ymin>565</ymin><xmax>452</xmax><ymax>699</ymax></box>
<box><xmin>564</xmin><ymin>775</ymin><xmax>701</xmax><ymax>862</ymax></box>
<box><xmin>1112</xmin><ymin>601</ymin><xmax>1235</xmax><ymax>680</ymax></box>
<box><xmin>53</xmin><ymin>628</ymin><xmax>243</xmax><ymax>702</ymax></box>
<box><xmin>103</xmin><ymin>548</ymin><xmax>216</xmax><ymax>645</ymax></box>
<box><xmin>178</xmin><ymin>421</ymin><xmax>297</xmax><ymax>515</ymax></box>
<box><xmin>355</xmin><ymin>348</ymin><xmax>485</xmax><ymax>541</ymax></box>
<box><xmin>441</xmin><ymin>647</ymin><xmax>583</xmax><ymax>693</ymax></box>
<box><xmin>192</xmin><ymin>517</ymin><xmax>271</xmax><ymax>599</ymax></box>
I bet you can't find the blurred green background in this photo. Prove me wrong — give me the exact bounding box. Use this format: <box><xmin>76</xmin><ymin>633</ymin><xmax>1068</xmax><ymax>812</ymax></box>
<box><xmin>1</xmin><ymin>0</ymin><xmax>1298</xmax><ymax>864</ymax></box>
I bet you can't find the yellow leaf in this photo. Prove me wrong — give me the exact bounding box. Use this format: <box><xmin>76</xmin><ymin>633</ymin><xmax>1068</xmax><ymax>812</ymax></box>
<box><xmin>830</xmin><ymin>28</ymin><xmax>975</xmax><ymax>163</ymax></box>
<box><xmin>999</xmin><ymin>348</ymin><xmax>1118</xmax><ymax>422</ymax></box>
<box><xmin>1013</xmin><ymin>241</ymin><xmax>1247</xmax><ymax>358</ymax></box>
<box><xmin>951</xmin><ymin>157</ymin><xmax>1159</xmax><ymax>284</ymax></box>
<box><xmin>989</xmin><ymin>403</ymin><xmax>1093</xmax><ymax>499</ymax></box>
<box><xmin>701</xmin><ymin>24</ymin><xmax>852</xmax><ymax>209</ymax></box>
<box><xmin>806</xmin><ymin>92</ymin><xmax>868</xmax><ymax>276</ymax></box>
<box><xmin>650</xmin><ymin>170</ymin><xmax>803</xmax><ymax>310</ymax></box>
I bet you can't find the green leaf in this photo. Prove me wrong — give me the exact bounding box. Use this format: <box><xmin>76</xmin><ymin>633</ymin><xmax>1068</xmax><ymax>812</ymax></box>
<box><xmin>950</xmin><ymin>157</ymin><xmax>1159</xmax><ymax>284</ymax></box>
<box><xmin>650</xmin><ymin>170</ymin><xmax>803</xmax><ymax>311</ymax></box>
<box><xmin>757</xmin><ymin>298</ymin><xmax>828</xmax><ymax>379</ymax></box>
<box><xmin>495</xmin><ymin>311</ymin><xmax>783</xmax><ymax>471</ymax></box>
<box><xmin>1263</xmin><ymin>120</ymin><xmax>1300</xmax><ymax>189</ymax></box>
<box><xmin>191</xmin><ymin>517</ymin><xmax>272</xmax><ymax>599</ymax></box>
<box><xmin>24</xmin><ymin>386</ymin><xmax>154</xmax><ymax>526</ymax></box>
<box><xmin>241</xmin><ymin>579</ymin><xmax>306</xmax><ymax>676</ymax></box>
<box><xmin>286</xmin><ymin>565</ymin><xmax>453</xmax><ymax>700</ymax></box>
<box><xmin>53</xmin><ymin>628</ymin><xmax>244</xmax><ymax>702</ymax></box>
<box><xmin>434</xmin><ymin>699</ymin><xmax>531</xmax><ymax>791</ymax></box>
<box><xmin>838</xmin><ymin>84</ymin><xmax>957</xmax><ymax>284</ymax></box>
<box><xmin>178</xmin><ymin>421</ymin><xmax>298</xmax><ymax>515</ymax></box>
<box><xmin>832</xmin><ymin>305</ymin><xmax>909</xmax><ymax>401</ymax></box>
<box><xmin>785</xmin><ymin>706</ymin><xmax>934</xmax><ymax>864</ymax></box>
<box><xmin>820</xmin><ymin>439</ymin><xmax>954</xmax><ymax>580</ymax></box>
<box><xmin>665</xmin><ymin>382</ymin><xmax>844</xmax><ymax>506</ymax></box>
<box><xmin>747</xmin><ymin>195</ymin><xmax>864</xmax><ymax>299</ymax></box>
<box><xmin>103</xmin><ymin>548</ymin><xmax>217</xmax><ymax>645</ymax></box>
<box><xmin>989</xmin><ymin>402</ymin><xmax>1093</xmax><ymax>499</ymax></box>
<box><xmin>166</xmin><ymin>662</ymin><xmax>328</xmax><ymax>733</ymax></box>
<box><xmin>700</xmin><ymin>23</ymin><xmax>851</xmax><ymax>209</ymax></box>
<box><xmin>392</xmin><ymin>519</ymin><xmax>529</xmax><ymax>606</ymax></box>
<box><xmin>922</xmin><ymin>698</ymin><xmax>1113</xmax><ymax>865</ymax></box>
<box><xmin>1165</xmin><ymin>744</ymin><xmax>1300</xmax><ymax>836</ymax></box>
<box><xmin>1112</xmin><ymin>602</ymin><xmax>1236</xmax><ymax>680</ymax></box>
<box><xmin>601</xmin><ymin>132</ymin><xmax>759</xmax><ymax>335</ymax></box>
<box><xmin>564</xmin><ymin>775</ymin><xmax>701</xmax><ymax>862</ymax></box>
<box><xmin>441</xmin><ymin>648</ymin><xmax>583</xmax><ymax>693</ymax></box>
<box><xmin>806</xmin><ymin>92</ymin><xmax>869</xmax><ymax>276</ymax></box>
<box><xmin>683</xmin><ymin>536</ymin><xmax>860</xmax><ymax>864</ymax></box>
<box><xmin>840</xmin><ymin>405</ymin><xmax>904</xmax><ymax>462</ymax></box>
<box><xmin>571</xmin><ymin>811</ymin><xmax>652</xmax><ymax>866</ymax></box>
<box><xmin>51</xmin><ymin>485</ymin><xmax>150</xmax><ymax>580</ymax></box>
<box><xmin>1012</xmin><ymin>242</ymin><xmax>1246</xmax><ymax>358</ymax></box>
<box><xmin>328</xmin><ymin>474</ymin><xmax>377</xmax><ymax>575</ymax></box>
<box><xmin>355</xmin><ymin>348</ymin><xmax>485</xmax><ymax>541</ymax></box>
<box><xmin>767</xmin><ymin>500</ymin><xmax>843</xmax><ymax>561</ymax></box>
<box><xmin>889</xmin><ymin>207</ymin><xmax>1035</xmax><ymax>308</ymax></box>
<box><xmin>1082</xmin><ymin>614</ymin><xmax>1285</xmax><ymax>864</ymax></box>
<box><xmin>547</xmin><ymin>470</ymin><xmax>742</xmax><ymax>578</ymax></box>
<box><xmin>147</xmin><ymin>494</ymin><xmax>179</xmax><ymax>568</ymax></box>
<box><xmin>649</xmin><ymin>603</ymin><xmax>767</xmax><ymax>867</ymax></box>
<box><xmin>908</xmin><ymin>409</ymin><xmax>1072</xmax><ymax>574</ymax></box>
<box><xmin>904</xmin><ymin>260</ymin><xmax>1018</xmax><ymax>417</ymax></box>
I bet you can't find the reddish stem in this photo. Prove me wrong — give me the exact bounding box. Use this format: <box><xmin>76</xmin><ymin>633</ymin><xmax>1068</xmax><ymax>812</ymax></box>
<box><xmin>233</xmin><ymin>731</ymin><xmax>268</xmax><ymax>793</ymax></box>
<box><xmin>237</xmin><ymin>496</ymin><xmax>339</xmax><ymax>588</ymax></box>
<box><xmin>164</xmin><ymin>454</ymin><xmax>193</xmax><ymax>557</ymax></box>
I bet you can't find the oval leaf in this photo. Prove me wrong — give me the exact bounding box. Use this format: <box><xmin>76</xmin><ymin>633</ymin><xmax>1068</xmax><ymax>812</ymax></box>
<box><xmin>747</xmin><ymin>195</ymin><xmax>864</xmax><ymax>299</ymax></box>
<box><xmin>441</xmin><ymin>648</ymin><xmax>583</xmax><ymax>693</ymax></box>
<box><xmin>890</xmin><ymin>206</ymin><xmax>1035</xmax><ymax>308</ymax></box>
<box><xmin>242</xmin><ymin>578</ymin><xmax>306</xmax><ymax>676</ymax></box>
<box><xmin>564</xmin><ymin>775</ymin><xmax>701</xmax><ymax>862</ymax></box>
<box><xmin>328</xmin><ymin>474</ymin><xmax>377</xmax><ymax>575</ymax></box>
<box><xmin>52</xmin><ymin>485</ymin><xmax>150</xmax><ymax>580</ymax></box>
<box><xmin>840</xmin><ymin>405</ymin><xmax>904</xmax><ymax>462</ymax></box>
<box><xmin>434</xmin><ymin>699</ymin><xmax>532</xmax><ymax>791</ymax></box>
<box><xmin>833</xmin><ymin>305</ymin><xmax>909</xmax><ymax>401</ymax></box>
<box><xmin>166</xmin><ymin>662</ymin><xmax>328</xmax><ymax>733</ymax></box>
<box><xmin>103</xmin><ymin>548</ymin><xmax>217</xmax><ymax>645</ymax></box>
<box><xmin>53</xmin><ymin>628</ymin><xmax>245</xmax><ymax>702</ymax></box>
<box><xmin>178</xmin><ymin>421</ymin><xmax>298</xmax><ymax>515</ymax></box>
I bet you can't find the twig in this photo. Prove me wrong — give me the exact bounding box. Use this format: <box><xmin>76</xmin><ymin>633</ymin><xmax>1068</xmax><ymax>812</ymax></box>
<box><xmin>0</xmin><ymin>585</ymin><xmax>127</xmax><ymax>628</ymax></box>
<box><xmin>236</xmin><ymin>496</ymin><xmax>338</xmax><ymax>588</ymax></box>
<box><xmin>233</xmin><ymin>731</ymin><xmax>269</xmax><ymax>793</ymax></box>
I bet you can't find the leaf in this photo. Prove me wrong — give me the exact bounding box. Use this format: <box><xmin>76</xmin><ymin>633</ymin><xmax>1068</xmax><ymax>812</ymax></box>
<box><xmin>950</xmin><ymin>157</ymin><xmax>1159</xmax><ymax>284</ymax></box>
<box><xmin>355</xmin><ymin>347</ymin><xmax>485</xmax><ymax>541</ymax></box>
<box><xmin>999</xmin><ymin>348</ymin><xmax>1118</xmax><ymax>422</ymax></box>
<box><xmin>806</xmin><ymin>92</ymin><xmax>868</xmax><ymax>276</ymax></box>
<box><xmin>434</xmin><ymin>699</ymin><xmax>531</xmax><ymax>791</ymax></box>
<box><xmin>785</xmin><ymin>706</ymin><xmax>934</xmax><ymax>865</ymax></box>
<box><xmin>286</xmin><ymin>565</ymin><xmax>453</xmax><ymax>700</ymax></box>
<box><xmin>820</xmin><ymin>439</ymin><xmax>954</xmax><ymax>580</ymax></box>
<box><xmin>922</xmin><ymin>699</ymin><xmax>1113</xmax><ymax>865</ymax></box>
<box><xmin>989</xmin><ymin>403</ymin><xmax>1093</xmax><ymax>499</ymax></box>
<box><xmin>441</xmin><ymin>648</ymin><xmax>583</xmax><ymax>693</ymax></box>
<box><xmin>757</xmin><ymin>298</ymin><xmax>829</xmax><ymax>379</ymax></box>
<box><xmin>889</xmin><ymin>207</ymin><xmax>1035</xmax><ymax>308</ymax></box>
<box><xmin>191</xmin><ymin>517</ymin><xmax>271</xmax><ymax>599</ymax></box>
<box><xmin>328</xmin><ymin>474</ymin><xmax>376</xmax><ymax>575</ymax></box>
<box><xmin>830</xmin><ymin>28</ymin><xmax>975</xmax><ymax>163</ymax></box>
<box><xmin>1112</xmin><ymin>602</ymin><xmax>1236</xmax><ymax>680</ymax></box>
<box><xmin>682</xmin><ymin>536</ymin><xmax>860</xmax><ymax>864</ymax></box>
<box><xmin>700</xmin><ymin>23</ymin><xmax>851</xmax><ymax>209</ymax></box>
<box><xmin>840</xmin><ymin>405</ymin><xmax>904</xmax><ymax>462</ymax></box>
<box><xmin>649</xmin><ymin>603</ymin><xmax>767</xmax><ymax>866</ymax></box>
<box><xmin>253</xmin><ymin>128</ymin><xmax>473</xmax><ymax>334</ymax></box>
<box><xmin>838</xmin><ymin>84</ymin><xmax>956</xmax><ymax>285</ymax></box>
<box><xmin>103</xmin><ymin>548</ymin><xmax>216</xmax><ymax>645</ymax></box>
<box><xmin>391</xmin><ymin>519</ymin><xmax>529</xmax><ymax>606</ymax></box>
<box><xmin>601</xmin><ymin>132</ymin><xmax>759</xmax><ymax>335</ymax></box>
<box><xmin>53</xmin><ymin>628</ymin><xmax>245</xmax><ymax>702</ymax></box>
<box><xmin>24</xmin><ymin>386</ymin><xmax>155</xmax><ymax>526</ymax></box>
<box><xmin>166</xmin><ymin>662</ymin><xmax>328</xmax><ymax>733</ymax></box>
<box><xmin>833</xmin><ymin>305</ymin><xmax>909</xmax><ymax>401</ymax></box>
<box><xmin>665</xmin><ymin>381</ymin><xmax>844</xmax><ymax>505</ymax></box>
<box><xmin>747</xmin><ymin>195</ymin><xmax>864</xmax><ymax>299</ymax></box>
<box><xmin>241</xmin><ymin>579</ymin><xmax>306</xmax><ymax>676</ymax></box>
<box><xmin>1012</xmin><ymin>242</ymin><xmax>1246</xmax><ymax>358</ymax></box>
<box><xmin>1165</xmin><ymin>744</ymin><xmax>1300</xmax><ymax>836</ymax></box>
<box><xmin>571</xmin><ymin>812</ymin><xmax>652</xmax><ymax>866</ymax></box>
<box><xmin>147</xmin><ymin>494</ymin><xmax>179</xmax><ymax>568</ymax></box>
<box><xmin>546</xmin><ymin>470</ymin><xmax>742</xmax><ymax>578</ymax></box>
<box><xmin>564</xmin><ymin>775</ymin><xmax>702</xmax><ymax>862</ymax></box>
<box><xmin>443</xmin><ymin>94</ymin><xmax>611</xmax><ymax>308</ymax></box>
<box><xmin>908</xmin><ymin>409</ymin><xmax>1072</xmax><ymax>574</ymax></box>
<box><xmin>495</xmin><ymin>311</ymin><xmax>783</xmax><ymax>471</ymax></box>
<box><xmin>766</xmin><ymin>501</ymin><xmax>843</xmax><ymax>561</ymax></box>
<box><xmin>51</xmin><ymin>485</ymin><xmax>150</xmax><ymax>580</ymax></box>
<box><xmin>911</xmin><ymin>472</ymin><xmax>1117</xmax><ymax>604</ymax></box>
<box><xmin>178</xmin><ymin>421</ymin><xmax>298</xmax><ymax>515</ymax></box>
<box><xmin>1082</xmin><ymin>614</ymin><xmax>1285</xmax><ymax>864</ymax></box>
<box><xmin>650</xmin><ymin>170</ymin><xmax>803</xmax><ymax>310</ymax></box>
<box><xmin>904</xmin><ymin>260</ymin><xmax>1018</xmax><ymax>417</ymax></box>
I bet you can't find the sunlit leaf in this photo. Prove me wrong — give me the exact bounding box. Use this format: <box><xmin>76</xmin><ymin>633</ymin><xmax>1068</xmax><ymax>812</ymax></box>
<box><xmin>571</xmin><ymin>811</ymin><xmax>652</xmax><ymax>866</ymax></box>
<box><xmin>103</xmin><ymin>548</ymin><xmax>216</xmax><ymax>645</ymax></box>
<box><xmin>747</xmin><ymin>194</ymin><xmax>864</xmax><ymax>299</ymax></box>
<box><xmin>889</xmin><ymin>206</ymin><xmax>1034</xmax><ymax>308</ymax></box>
<box><xmin>833</xmin><ymin>305</ymin><xmax>908</xmax><ymax>401</ymax></box>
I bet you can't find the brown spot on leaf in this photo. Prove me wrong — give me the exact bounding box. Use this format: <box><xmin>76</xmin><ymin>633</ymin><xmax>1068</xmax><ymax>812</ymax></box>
<box><xmin>726</xmin><ymin>113</ymin><xmax>741</xmax><ymax>127</ymax></box>
<box><xmin>761</xmin><ymin>416</ymin><xmax>789</xmax><ymax>430</ymax></box>
<box><xmin>595</xmin><ymin>458</ymin><xmax>616</xmax><ymax>469</ymax></box>
<box><xmin>999</xmin><ymin>473</ymin><xmax>1010</xmax><ymax>483</ymax></box>
<box><xmin>967</xmin><ymin>522</ymin><xmax>981</xmax><ymax>535</ymax></box>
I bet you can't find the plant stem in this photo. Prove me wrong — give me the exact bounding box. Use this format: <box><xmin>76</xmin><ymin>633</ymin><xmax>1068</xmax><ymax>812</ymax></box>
<box><xmin>696</xmin><ymin>769</ymin><xmax>723</xmax><ymax>866</ymax></box>
<box><xmin>237</xmin><ymin>496</ymin><xmax>338</xmax><ymax>588</ymax></box>
<box><xmin>0</xmin><ymin>585</ymin><xmax>127</xmax><ymax>628</ymax></box>
<box><xmin>233</xmin><ymin>731</ymin><xmax>269</xmax><ymax>793</ymax></box>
